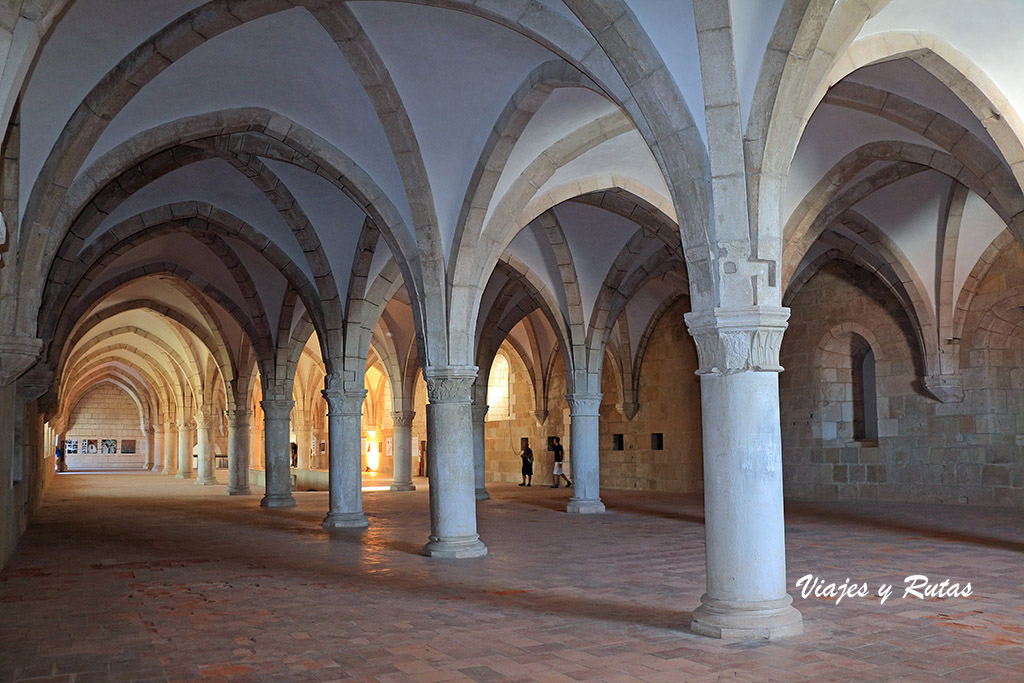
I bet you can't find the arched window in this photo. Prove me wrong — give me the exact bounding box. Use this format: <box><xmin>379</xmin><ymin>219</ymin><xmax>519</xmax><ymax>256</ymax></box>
<box><xmin>852</xmin><ymin>343</ymin><xmax>878</xmax><ymax>442</ymax></box>
<box><xmin>486</xmin><ymin>353</ymin><xmax>511</xmax><ymax>420</ymax></box>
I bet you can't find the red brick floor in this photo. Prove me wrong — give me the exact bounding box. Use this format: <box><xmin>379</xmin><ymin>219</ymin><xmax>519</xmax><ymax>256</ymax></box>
<box><xmin>1</xmin><ymin>473</ymin><xmax>1023</xmax><ymax>682</ymax></box>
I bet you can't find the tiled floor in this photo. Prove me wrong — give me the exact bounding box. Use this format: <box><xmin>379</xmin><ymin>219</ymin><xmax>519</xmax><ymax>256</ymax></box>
<box><xmin>1</xmin><ymin>473</ymin><xmax>1023</xmax><ymax>682</ymax></box>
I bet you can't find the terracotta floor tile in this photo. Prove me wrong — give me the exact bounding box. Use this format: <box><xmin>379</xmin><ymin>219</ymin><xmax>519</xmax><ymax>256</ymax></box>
<box><xmin>1</xmin><ymin>474</ymin><xmax>1022</xmax><ymax>682</ymax></box>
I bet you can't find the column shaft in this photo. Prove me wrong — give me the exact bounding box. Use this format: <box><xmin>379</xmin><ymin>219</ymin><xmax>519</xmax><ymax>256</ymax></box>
<box><xmin>322</xmin><ymin>389</ymin><xmax>369</xmax><ymax>528</ymax></box>
<box><xmin>422</xmin><ymin>366</ymin><xmax>487</xmax><ymax>558</ymax></box>
<box><xmin>260</xmin><ymin>399</ymin><xmax>296</xmax><ymax>508</ymax></box>
<box><xmin>195</xmin><ymin>412</ymin><xmax>217</xmax><ymax>485</ymax></box>
<box><xmin>151</xmin><ymin>427</ymin><xmax>162</xmax><ymax>472</ymax></box>
<box><xmin>566</xmin><ymin>394</ymin><xmax>605</xmax><ymax>514</ymax></box>
<box><xmin>175</xmin><ymin>421</ymin><xmax>192</xmax><ymax>479</ymax></box>
<box><xmin>471</xmin><ymin>403</ymin><xmax>489</xmax><ymax>500</ymax></box>
<box><xmin>162</xmin><ymin>421</ymin><xmax>176</xmax><ymax>475</ymax></box>
<box><xmin>226</xmin><ymin>409</ymin><xmax>252</xmax><ymax>495</ymax></box>
<box><xmin>390</xmin><ymin>410</ymin><xmax>416</xmax><ymax>491</ymax></box>
<box><xmin>686</xmin><ymin>307</ymin><xmax>802</xmax><ymax>639</ymax></box>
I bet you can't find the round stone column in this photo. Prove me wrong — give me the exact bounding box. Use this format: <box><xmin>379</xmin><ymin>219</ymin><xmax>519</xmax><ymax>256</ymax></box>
<box><xmin>422</xmin><ymin>365</ymin><xmax>487</xmax><ymax>558</ymax></box>
<box><xmin>322</xmin><ymin>388</ymin><xmax>369</xmax><ymax>528</ymax></box>
<box><xmin>161</xmin><ymin>419</ymin><xmax>176</xmax><ymax>475</ymax></box>
<box><xmin>389</xmin><ymin>410</ymin><xmax>416</xmax><ymax>491</ymax></box>
<box><xmin>260</xmin><ymin>398</ymin><xmax>296</xmax><ymax>508</ymax></box>
<box><xmin>150</xmin><ymin>425</ymin><xmax>161</xmax><ymax>471</ymax></box>
<box><xmin>226</xmin><ymin>408</ymin><xmax>252</xmax><ymax>495</ymax></box>
<box><xmin>566</xmin><ymin>393</ymin><xmax>605</xmax><ymax>514</ymax></box>
<box><xmin>175</xmin><ymin>419</ymin><xmax>193</xmax><ymax>479</ymax></box>
<box><xmin>294</xmin><ymin>413</ymin><xmax>310</xmax><ymax>470</ymax></box>
<box><xmin>471</xmin><ymin>402</ymin><xmax>489</xmax><ymax>500</ymax></box>
<box><xmin>684</xmin><ymin>306</ymin><xmax>803</xmax><ymax>640</ymax></box>
<box><xmin>195</xmin><ymin>412</ymin><xmax>217</xmax><ymax>485</ymax></box>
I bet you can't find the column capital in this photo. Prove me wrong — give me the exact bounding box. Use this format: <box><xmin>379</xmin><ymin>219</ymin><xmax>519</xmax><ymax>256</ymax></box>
<box><xmin>565</xmin><ymin>392</ymin><xmax>602</xmax><ymax>416</ymax></box>
<box><xmin>260</xmin><ymin>398</ymin><xmax>294</xmax><ymax>420</ymax></box>
<box><xmin>193</xmin><ymin>412</ymin><xmax>213</xmax><ymax>429</ymax></box>
<box><xmin>323</xmin><ymin>388</ymin><xmax>366</xmax><ymax>416</ymax></box>
<box><xmin>923</xmin><ymin>373</ymin><xmax>964</xmax><ymax>403</ymax></box>
<box><xmin>0</xmin><ymin>335</ymin><xmax>43</xmax><ymax>388</ymax></box>
<box><xmin>423</xmin><ymin>365</ymin><xmax>477</xmax><ymax>404</ymax></box>
<box><xmin>391</xmin><ymin>410</ymin><xmax>416</xmax><ymax>427</ymax></box>
<box><xmin>226</xmin><ymin>407</ymin><xmax>253</xmax><ymax>427</ymax></box>
<box><xmin>471</xmin><ymin>403</ymin><xmax>489</xmax><ymax>423</ymax></box>
<box><xmin>684</xmin><ymin>306</ymin><xmax>790</xmax><ymax>376</ymax></box>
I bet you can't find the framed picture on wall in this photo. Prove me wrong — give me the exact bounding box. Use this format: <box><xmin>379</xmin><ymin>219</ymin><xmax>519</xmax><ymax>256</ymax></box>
<box><xmin>65</xmin><ymin>440</ymin><xmax>78</xmax><ymax>454</ymax></box>
<box><xmin>100</xmin><ymin>439</ymin><xmax>116</xmax><ymax>454</ymax></box>
<box><xmin>121</xmin><ymin>439</ymin><xmax>136</xmax><ymax>454</ymax></box>
<box><xmin>86</xmin><ymin>439</ymin><xmax>98</xmax><ymax>453</ymax></box>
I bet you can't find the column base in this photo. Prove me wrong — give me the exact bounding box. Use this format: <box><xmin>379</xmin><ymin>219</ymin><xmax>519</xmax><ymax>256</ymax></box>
<box><xmin>260</xmin><ymin>494</ymin><xmax>296</xmax><ymax>508</ymax></box>
<box><xmin>389</xmin><ymin>482</ymin><xmax>416</xmax><ymax>492</ymax></box>
<box><xmin>690</xmin><ymin>594</ymin><xmax>803</xmax><ymax>640</ymax></box>
<box><xmin>475</xmin><ymin>487</ymin><xmax>490</xmax><ymax>500</ymax></box>
<box><xmin>567</xmin><ymin>498</ymin><xmax>605</xmax><ymax>514</ymax></box>
<box><xmin>225</xmin><ymin>486</ymin><xmax>252</xmax><ymax>496</ymax></box>
<box><xmin>195</xmin><ymin>477</ymin><xmax>218</xmax><ymax>486</ymax></box>
<box><xmin>175</xmin><ymin>472</ymin><xmax>193</xmax><ymax>480</ymax></box>
<box><xmin>421</xmin><ymin>535</ymin><xmax>488</xmax><ymax>559</ymax></box>
<box><xmin>161</xmin><ymin>470</ymin><xmax>174</xmax><ymax>476</ymax></box>
<box><xmin>322</xmin><ymin>511</ymin><xmax>369</xmax><ymax>529</ymax></box>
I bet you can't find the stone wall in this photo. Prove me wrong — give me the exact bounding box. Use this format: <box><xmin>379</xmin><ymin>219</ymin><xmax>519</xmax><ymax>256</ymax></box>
<box><xmin>781</xmin><ymin>255</ymin><xmax>1024</xmax><ymax>506</ymax></box>
<box><xmin>484</xmin><ymin>297</ymin><xmax>704</xmax><ymax>493</ymax></box>
<box><xmin>598</xmin><ymin>299</ymin><xmax>703</xmax><ymax>493</ymax></box>
<box><xmin>65</xmin><ymin>383</ymin><xmax>148</xmax><ymax>469</ymax></box>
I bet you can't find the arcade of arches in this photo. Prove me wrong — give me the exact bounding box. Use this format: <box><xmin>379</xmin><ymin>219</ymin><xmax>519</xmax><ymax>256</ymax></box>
<box><xmin>1</xmin><ymin>0</ymin><xmax>1024</xmax><ymax>665</ymax></box>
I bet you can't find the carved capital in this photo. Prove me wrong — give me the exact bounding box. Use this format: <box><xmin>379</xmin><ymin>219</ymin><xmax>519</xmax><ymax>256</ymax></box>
<box><xmin>684</xmin><ymin>306</ymin><xmax>790</xmax><ymax>376</ymax></box>
<box><xmin>193</xmin><ymin>412</ymin><xmax>213</xmax><ymax>430</ymax></box>
<box><xmin>620</xmin><ymin>401</ymin><xmax>640</xmax><ymax>421</ymax></box>
<box><xmin>15</xmin><ymin>362</ymin><xmax>52</xmax><ymax>401</ymax></box>
<box><xmin>323</xmin><ymin>389</ymin><xmax>366</xmax><ymax>416</ymax></box>
<box><xmin>471</xmin><ymin>403</ymin><xmax>489</xmax><ymax>423</ymax></box>
<box><xmin>226</xmin><ymin>408</ymin><xmax>252</xmax><ymax>427</ymax></box>
<box><xmin>423</xmin><ymin>365</ymin><xmax>477</xmax><ymax>404</ymax></box>
<box><xmin>260</xmin><ymin>398</ymin><xmax>294</xmax><ymax>421</ymax></box>
<box><xmin>391</xmin><ymin>410</ymin><xmax>415</xmax><ymax>427</ymax></box>
<box><xmin>0</xmin><ymin>335</ymin><xmax>43</xmax><ymax>388</ymax></box>
<box><xmin>566</xmin><ymin>392</ymin><xmax>602</xmax><ymax>416</ymax></box>
<box><xmin>533</xmin><ymin>409</ymin><xmax>548</xmax><ymax>426</ymax></box>
<box><xmin>923</xmin><ymin>373</ymin><xmax>964</xmax><ymax>403</ymax></box>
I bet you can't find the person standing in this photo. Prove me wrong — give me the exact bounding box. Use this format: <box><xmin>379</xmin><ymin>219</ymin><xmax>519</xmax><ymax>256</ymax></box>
<box><xmin>519</xmin><ymin>444</ymin><xmax>534</xmax><ymax>487</ymax></box>
<box><xmin>550</xmin><ymin>436</ymin><xmax>571</xmax><ymax>488</ymax></box>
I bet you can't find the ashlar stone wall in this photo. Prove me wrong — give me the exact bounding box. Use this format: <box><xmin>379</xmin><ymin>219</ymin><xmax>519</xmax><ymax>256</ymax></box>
<box><xmin>781</xmin><ymin>254</ymin><xmax>1024</xmax><ymax>507</ymax></box>
<box><xmin>484</xmin><ymin>297</ymin><xmax>703</xmax><ymax>493</ymax></box>
<box><xmin>65</xmin><ymin>383</ymin><xmax>148</xmax><ymax>469</ymax></box>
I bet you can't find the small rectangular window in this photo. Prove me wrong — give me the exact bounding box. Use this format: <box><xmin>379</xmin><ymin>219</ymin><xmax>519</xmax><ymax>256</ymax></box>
<box><xmin>612</xmin><ymin>434</ymin><xmax>624</xmax><ymax>451</ymax></box>
<box><xmin>651</xmin><ymin>433</ymin><xmax>664</xmax><ymax>450</ymax></box>
<box><xmin>547</xmin><ymin>436</ymin><xmax>556</xmax><ymax>451</ymax></box>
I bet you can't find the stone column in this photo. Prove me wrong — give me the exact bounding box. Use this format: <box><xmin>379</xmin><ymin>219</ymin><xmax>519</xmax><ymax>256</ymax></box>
<box><xmin>565</xmin><ymin>393</ymin><xmax>605</xmax><ymax>514</ymax></box>
<box><xmin>322</xmin><ymin>389</ymin><xmax>368</xmax><ymax>528</ymax></box>
<box><xmin>389</xmin><ymin>410</ymin><xmax>416</xmax><ymax>491</ymax></box>
<box><xmin>260</xmin><ymin>398</ymin><xmax>295</xmax><ymax>508</ymax></box>
<box><xmin>175</xmin><ymin>419</ymin><xmax>193</xmax><ymax>479</ymax></box>
<box><xmin>195</xmin><ymin>411</ymin><xmax>217</xmax><ymax>485</ymax></box>
<box><xmin>422</xmin><ymin>366</ymin><xmax>487</xmax><ymax>558</ymax></box>
<box><xmin>471</xmin><ymin>402</ymin><xmax>489</xmax><ymax>500</ymax></box>
<box><xmin>684</xmin><ymin>307</ymin><xmax>803</xmax><ymax>639</ymax></box>
<box><xmin>294</xmin><ymin>411</ymin><xmax>310</xmax><ymax>470</ymax></box>
<box><xmin>226</xmin><ymin>408</ymin><xmax>252</xmax><ymax>495</ymax></box>
<box><xmin>161</xmin><ymin>419</ymin><xmax>176</xmax><ymax>475</ymax></box>
<box><xmin>150</xmin><ymin>425</ymin><xmax>161</xmax><ymax>471</ymax></box>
